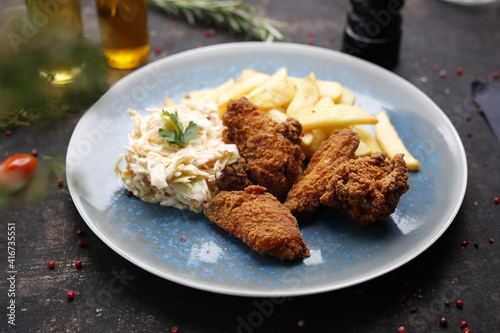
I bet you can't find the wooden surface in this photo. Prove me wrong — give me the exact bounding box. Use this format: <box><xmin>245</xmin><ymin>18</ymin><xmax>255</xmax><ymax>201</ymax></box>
<box><xmin>1</xmin><ymin>0</ymin><xmax>500</xmax><ymax>332</ymax></box>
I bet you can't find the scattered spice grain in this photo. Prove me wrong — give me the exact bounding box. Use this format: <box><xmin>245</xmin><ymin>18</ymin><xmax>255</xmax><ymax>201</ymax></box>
<box><xmin>31</xmin><ymin>149</ymin><xmax>39</xmax><ymax>157</ymax></box>
<box><xmin>460</xmin><ymin>321</ymin><xmax>468</xmax><ymax>328</ymax></box>
<box><xmin>47</xmin><ymin>260</ymin><xmax>55</xmax><ymax>269</ymax></box>
<box><xmin>67</xmin><ymin>291</ymin><xmax>75</xmax><ymax>300</ymax></box>
<box><xmin>439</xmin><ymin>317</ymin><xmax>448</xmax><ymax>327</ymax></box>
<box><xmin>203</xmin><ymin>29</ymin><xmax>215</xmax><ymax>37</ymax></box>
<box><xmin>75</xmin><ymin>260</ymin><xmax>83</xmax><ymax>268</ymax></box>
<box><xmin>455</xmin><ymin>299</ymin><xmax>464</xmax><ymax>309</ymax></box>
<box><xmin>397</xmin><ymin>326</ymin><xmax>407</xmax><ymax>333</ymax></box>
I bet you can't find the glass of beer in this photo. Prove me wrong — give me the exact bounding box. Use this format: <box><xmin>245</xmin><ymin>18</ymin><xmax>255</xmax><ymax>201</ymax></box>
<box><xmin>95</xmin><ymin>0</ymin><xmax>150</xmax><ymax>69</ymax></box>
<box><xmin>25</xmin><ymin>0</ymin><xmax>84</xmax><ymax>86</ymax></box>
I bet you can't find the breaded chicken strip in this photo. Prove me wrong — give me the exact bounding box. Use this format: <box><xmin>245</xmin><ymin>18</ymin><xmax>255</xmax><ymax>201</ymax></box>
<box><xmin>205</xmin><ymin>186</ymin><xmax>310</xmax><ymax>260</ymax></box>
<box><xmin>215</xmin><ymin>157</ymin><xmax>253</xmax><ymax>192</ymax></box>
<box><xmin>284</xmin><ymin>129</ymin><xmax>360</xmax><ymax>217</ymax></box>
<box><xmin>222</xmin><ymin>97</ymin><xmax>305</xmax><ymax>200</ymax></box>
<box><xmin>320</xmin><ymin>152</ymin><xmax>410</xmax><ymax>226</ymax></box>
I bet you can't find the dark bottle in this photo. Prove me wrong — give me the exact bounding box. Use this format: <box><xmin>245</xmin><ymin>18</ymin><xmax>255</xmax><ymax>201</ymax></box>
<box><xmin>341</xmin><ymin>0</ymin><xmax>404</xmax><ymax>69</ymax></box>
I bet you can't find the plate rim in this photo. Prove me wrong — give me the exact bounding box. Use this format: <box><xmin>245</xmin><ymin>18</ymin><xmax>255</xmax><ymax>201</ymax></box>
<box><xmin>67</xmin><ymin>42</ymin><xmax>468</xmax><ymax>297</ymax></box>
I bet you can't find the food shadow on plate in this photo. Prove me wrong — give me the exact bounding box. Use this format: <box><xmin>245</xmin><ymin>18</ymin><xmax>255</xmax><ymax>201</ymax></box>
<box><xmin>105</xmin><ymin>189</ymin><xmax>304</xmax><ymax>268</ymax></box>
<box><xmin>298</xmin><ymin>206</ymin><xmax>404</xmax><ymax>251</ymax></box>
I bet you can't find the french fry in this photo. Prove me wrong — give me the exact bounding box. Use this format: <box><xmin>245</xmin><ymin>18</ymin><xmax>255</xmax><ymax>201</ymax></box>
<box><xmin>300</xmin><ymin>129</ymin><xmax>327</xmax><ymax>158</ymax></box>
<box><xmin>354</xmin><ymin>139</ymin><xmax>372</xmax><ymax>157</ymax></box>
<box><xmin>375</xmin><ymin>111</ymin><xmax>420</xmax><ymax>171</ymax></box>
<box><xmin>286</xmin><ymin>72</ymin><xmax>320</xmax><ymax>117</ymax></box>
<box><xmin>238</xmin><ymin>69</ymin><xmax>269</xmax><ymax>82</ymax></box>
<box><xmin>316</xmin><ymin>80</ymin><xmax>342</xmax><ymax>103</ymax></box>
<box><xmin>247</xmin><ymin>68</ymin><xmax>296</xmax><ymax>111</ymax></box>
<box><xmin>217</xmin><ymin>73</ymin><xmax>270</xmax><ymax>116</ymax></box>
<box><xmin>293</xmin><ymin>104</ymin><xmax>378</xmax><ymax>132</ymax></box>
<box><xmin>339</xmin><ymin>88</ymin><xmax>356</xmax><ymax>105</ymax></box>
<box><xmin>266</xmin><ymin>109</ymin><xmax>288</xmax><ymax>123</ymax></box>
<box><xmin>354</xmin><ymin>125</ymin><xmax>382</xmax><ymax>153</ymax></box>
<box><xmin>185</xmin><ymin>78</ymin><xmax>234</xmax><ymax>104</ymax></box>
<box><xmin>315</xmin><ymin>96</ymin><xmax>335</xmax><ymax>107</ymax></box>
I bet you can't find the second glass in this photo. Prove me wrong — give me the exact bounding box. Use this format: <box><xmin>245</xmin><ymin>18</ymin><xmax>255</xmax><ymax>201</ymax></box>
<box><xmin>95</xmin><ymin>0</ymin><xmax>150</xmax><ymax>69</ymax></box>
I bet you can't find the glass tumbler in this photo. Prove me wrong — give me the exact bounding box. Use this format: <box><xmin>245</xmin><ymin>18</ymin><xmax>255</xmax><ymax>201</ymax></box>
<box><xmin>95</xmin><ymin>0</ymin><xmax>150</xmax><ymax>69</ymax></box>
<box><xmin>25</xmin><ymin>0</ymin><xmax>84</xmax><ymax>85</ymax></box>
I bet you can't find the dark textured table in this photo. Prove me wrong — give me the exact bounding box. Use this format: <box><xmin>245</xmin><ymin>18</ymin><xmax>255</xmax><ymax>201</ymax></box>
<box><xmin>1</xmin><ymin>0</ymin><xmax>499</xmax><ymax>332</ymax></box>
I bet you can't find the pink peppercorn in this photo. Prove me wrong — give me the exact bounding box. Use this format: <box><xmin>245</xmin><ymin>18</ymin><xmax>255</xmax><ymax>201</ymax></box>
<box><xmin>203</xmin><ymin>29</ymin><xmax>215</xmax><ymax>37</ymax></box>
<box><xmin>47</xmin><ymin>260</ymin><xmax>55</xmax><ymax>269</ymax></box>
<box><xmin>494</xmin><ymin>197</ymin><xmax>499</xmax><ymax>204</ymax></box>
<box><xmin>67</xmin><ymin>291</ymin><xmax>75</xmax><ymax>300</ymax></box>
<box><xmin>460</xmin><ymin>321</ymin><xmax>468</xmax><ymax>328</ymax></box>
<box><xmin>75</xmin><ymin>260</ymin><xmax>83</xmax><ymax>268</ymax></box>
<box><xmin>456</xmin><ymin>299</ymin><xmax>464</xmax><ymax>309</ymax></box>
<box><xmin>397</xmin><ymin>326</ymin><xmax>407</xmax><ymax>333</ymax></box>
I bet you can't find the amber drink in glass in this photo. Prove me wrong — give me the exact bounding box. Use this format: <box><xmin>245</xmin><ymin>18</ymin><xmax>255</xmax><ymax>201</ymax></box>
<box><xmin>95</xmin><ymin>0</ymin><xmax>150</xmax><ymax>69</ymax></box>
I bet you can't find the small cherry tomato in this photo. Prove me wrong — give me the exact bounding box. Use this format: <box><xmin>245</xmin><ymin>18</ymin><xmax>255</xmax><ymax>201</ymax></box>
<box><xmin>0</xmin><ymin>153</ymin><xmax>38</xmax><ymax>190</ymax></box>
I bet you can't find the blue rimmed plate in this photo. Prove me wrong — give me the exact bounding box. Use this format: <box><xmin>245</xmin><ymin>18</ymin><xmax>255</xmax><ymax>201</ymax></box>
<box><xmin>67</xmin><ymin>42</ymin><xmax>467</xmax><ymax>297</ymax></box>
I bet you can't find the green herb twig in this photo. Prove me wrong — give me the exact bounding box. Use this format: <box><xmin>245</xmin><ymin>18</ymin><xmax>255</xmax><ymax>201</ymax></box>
<box><xmin>159</xmin><ymin>110</ymin><xmax>199</xmax><ymax>147</ymax></box>
<box><xmin>148</xmin><ymin>0</ymin><xmax>290</xmax><ymax>42</ymax></box>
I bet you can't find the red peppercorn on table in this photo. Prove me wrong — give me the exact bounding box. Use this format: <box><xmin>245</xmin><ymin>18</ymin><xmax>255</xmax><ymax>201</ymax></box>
<box><xmin>1</xmin><ymin>0</ymin><xmax>499</xmax><ymax>332</ymax></box>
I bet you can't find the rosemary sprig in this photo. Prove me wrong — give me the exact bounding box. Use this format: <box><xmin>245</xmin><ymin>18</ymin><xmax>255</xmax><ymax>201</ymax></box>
<box><xmin>148</xmin><ymin>0</ymin><xmax>290</xmax><ymax>42</ymax></box>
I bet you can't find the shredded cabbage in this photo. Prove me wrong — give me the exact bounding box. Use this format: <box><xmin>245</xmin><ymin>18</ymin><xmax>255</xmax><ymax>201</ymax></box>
<box><xmin>116</xmin><ymin>102</ymin><xmax>239</xmax><ymax>213</ymax></box>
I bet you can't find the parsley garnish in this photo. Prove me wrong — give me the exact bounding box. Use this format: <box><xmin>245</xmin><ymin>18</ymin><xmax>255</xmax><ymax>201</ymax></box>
<box><xmin>159</xmin><ymin>110</ymin><xmax>199</xmax><ymax>148</ymax></box>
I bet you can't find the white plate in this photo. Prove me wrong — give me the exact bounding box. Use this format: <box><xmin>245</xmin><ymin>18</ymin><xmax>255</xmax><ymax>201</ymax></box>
<box><xmin>67</xmin><ymin>42</ymin><xmax>467</xmax><ymax>297</ymax></box>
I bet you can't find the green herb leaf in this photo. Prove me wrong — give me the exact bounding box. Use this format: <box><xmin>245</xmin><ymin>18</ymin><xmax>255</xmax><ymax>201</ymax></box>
<box><xmin>159</xmin><ymin>110</ymin><xmax>199</xmax><ymax>148</ymax></box>
<box><xmin>148</xmin><ymin>0</ymin><xmax>290</xmax><ymax>42</ymax></box>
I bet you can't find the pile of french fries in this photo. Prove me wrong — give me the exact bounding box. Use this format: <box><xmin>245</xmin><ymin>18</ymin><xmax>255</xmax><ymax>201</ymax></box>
<box><xmin>170</xmin><ymin>67</ymin><xmax>420</xmax><ymax>171</ymax></box>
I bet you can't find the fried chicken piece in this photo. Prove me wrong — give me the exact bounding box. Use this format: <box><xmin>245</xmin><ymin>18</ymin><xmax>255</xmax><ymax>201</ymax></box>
<box><xmin>205</xmin><ymin>185</ymin><xmax>310</xmax><ymax>260</ymax></box>
<box><xmin>320</xmin><ymin>152</ymin><xmax>410</xmax><ymax>226</ymax></box>
<box><xmin>222</xmin><ymin>97</ymin><xmax>305</xmax><ymax>200</ymax></box>
<box><xmin>216</xmin><ymin>157</ymin><xmax>253</xmax><ymax>192</ymax></box>
<box><xmin>284</xmin><ymin>129</ymin><xmax>360</xmax><ymax>217</ymax></box>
